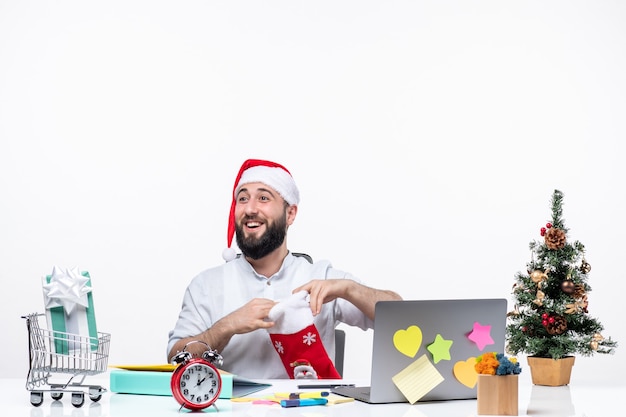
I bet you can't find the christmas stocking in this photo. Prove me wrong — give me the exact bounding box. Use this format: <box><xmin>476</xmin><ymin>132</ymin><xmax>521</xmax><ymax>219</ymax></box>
<box><xmin>267</xmin><ymin>290</ymin><xmax>341</xmax><ymax>379</ymax></box>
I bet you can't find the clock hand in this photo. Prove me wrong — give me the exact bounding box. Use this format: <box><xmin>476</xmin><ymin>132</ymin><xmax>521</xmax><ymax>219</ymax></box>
<box><xmin>196</xmin><ymin>377</ymin><xmax>207</xmax><ymax>386</ymax></box>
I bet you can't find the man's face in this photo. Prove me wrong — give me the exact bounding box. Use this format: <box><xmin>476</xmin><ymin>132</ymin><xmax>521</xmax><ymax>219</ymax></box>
<box><xmin>234</xmin><ymin>182</ymin><xmax>294</xmax><ymax>259</ymax></box>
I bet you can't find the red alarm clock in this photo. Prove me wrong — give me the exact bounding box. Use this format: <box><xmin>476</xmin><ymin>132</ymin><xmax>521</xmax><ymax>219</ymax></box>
<box><xmin>170</xmin><ymin>341</ymin><xmax>223</xmax><ymax>411</ymax></box>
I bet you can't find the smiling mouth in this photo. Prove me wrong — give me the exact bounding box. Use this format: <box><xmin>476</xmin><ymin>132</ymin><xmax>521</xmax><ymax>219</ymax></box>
<box><xmin>245</xmin><ymin>221</ymin><xmax>263</xmax><ymax>229</ymax></box>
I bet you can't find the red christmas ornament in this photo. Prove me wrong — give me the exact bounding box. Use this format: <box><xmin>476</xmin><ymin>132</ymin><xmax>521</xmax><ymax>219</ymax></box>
<box><xmin>542</xmin><ymin>319</ymin><xmax>548</xmax><ymax>326</ymax></box>
<box><xmin>548</xmin><ymin>316</ymin><xmax>555</xmax><ymax>324</ymax></box>
<box><xmin>542</xmin><ymin>313</ymin><xmax>549</xmax><ymax>319</ymax></box>
<box><xmin>540</xmin><ymin>227</ymin><xmax>546</xmax><ymax>236</ymax></box>
<box><xmin>546</xmin><ymin>223</ymin><xmax>552</xmax><ymax>228</ymax></box>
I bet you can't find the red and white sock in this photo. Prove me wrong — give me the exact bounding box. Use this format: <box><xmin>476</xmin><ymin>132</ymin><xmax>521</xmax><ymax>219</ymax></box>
<box><xmin>267</xmin><ymin>291</ymin><xmax>341</xmax><ymax>379</ymax></box>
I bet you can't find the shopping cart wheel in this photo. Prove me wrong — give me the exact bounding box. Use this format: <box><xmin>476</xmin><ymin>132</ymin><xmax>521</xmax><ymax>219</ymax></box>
<box><xmin>30</xmin><ymin>391</ymin><xmax>44</xmax><ymax>407</ymax></box>
<box><xmin>89</xmin><ymin>386</ymin><xmax>104</xmax><ymax>402</ymax></box>
<box><xmin>50</xmin><ymin>391</ymin><xmax>63</xmax><ymax>400</ymax></box>
<box><xmin>71</xmin><ymin>392</ymin><xmax>85</xmax><ymax>408</ymax></box>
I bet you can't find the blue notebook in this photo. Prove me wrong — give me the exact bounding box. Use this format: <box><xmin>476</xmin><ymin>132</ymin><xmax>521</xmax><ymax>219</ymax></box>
<box><xmin>109</xmin><ymin>366</ymin><xmax>271</xmax><ymax>398</ymax></box>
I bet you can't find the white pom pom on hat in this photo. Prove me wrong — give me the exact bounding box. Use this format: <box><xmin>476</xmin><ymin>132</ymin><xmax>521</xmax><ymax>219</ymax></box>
<box><xmin>223</xmin><ymin>159</ymin><xmax>300</xmax><ymax>261</ymax></box>
<box><xmin>222</xmin><ymin>247</ymin><xmax>237</xmax><ymax>262</ymax></box>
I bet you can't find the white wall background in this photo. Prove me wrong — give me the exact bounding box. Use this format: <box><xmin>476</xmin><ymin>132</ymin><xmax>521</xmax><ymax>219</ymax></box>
<box><xmin>1</xmin><ymin>1</ymin><xmax>624</xmax><ymax>384</ymax></box>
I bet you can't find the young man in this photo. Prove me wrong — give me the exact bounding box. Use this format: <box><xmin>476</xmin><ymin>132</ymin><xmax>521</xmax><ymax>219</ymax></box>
<box><xmin>167</xmin><ymin>159</ymin><xmax>402</xmax><ymax>378</ymax></box>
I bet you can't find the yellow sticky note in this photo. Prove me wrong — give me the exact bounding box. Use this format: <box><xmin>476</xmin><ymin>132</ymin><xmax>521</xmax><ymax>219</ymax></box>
<box><xmin>109</xmin><ymin>364</ymin><xmax>177</xmax><ymax>372</ymax></box>
<box><xmin>391</xmin><ymin>354</ymin><xmax>444</xmax><ymax>404</ymax></box>
<box><xmin>393</xmin><ymin>325</ymin><xmax>423</xmax><ymax>358</ymax></box>
<box><xmin>325</xmin><ymin>394</ymin><xmax>355</xmax><ymax>405</ymax></box>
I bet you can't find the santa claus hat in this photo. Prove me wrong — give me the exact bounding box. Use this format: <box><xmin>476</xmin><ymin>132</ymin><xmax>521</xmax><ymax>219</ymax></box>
<box><xmin>222</xmin><ymin>159</ymin><xmax>300</xmax><ymax>261</ymax></box>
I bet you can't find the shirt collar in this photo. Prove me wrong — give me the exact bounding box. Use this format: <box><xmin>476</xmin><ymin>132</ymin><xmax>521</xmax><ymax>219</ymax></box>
<box><xmin>238</xmin><ymin>251</ymin><xmax>295</xmax><ymax>280</ymax></box>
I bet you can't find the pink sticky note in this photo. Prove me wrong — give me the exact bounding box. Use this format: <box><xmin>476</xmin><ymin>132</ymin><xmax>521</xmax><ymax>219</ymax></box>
<box><xmin>252</xmin><ymin>399</ymin><xmax>280</xmax><ymax>405</ymax></box>
<box><xmin>467</xmin><ymin>322</ymin><xmax>494</xmax><ymax>351</ymax></box>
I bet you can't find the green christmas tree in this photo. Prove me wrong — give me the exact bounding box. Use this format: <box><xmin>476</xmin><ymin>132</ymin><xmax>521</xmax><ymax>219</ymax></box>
<box><xmin>506</xmin><ymin>189</ymin><xmax>617</xmax><ymax>359</ymax></box>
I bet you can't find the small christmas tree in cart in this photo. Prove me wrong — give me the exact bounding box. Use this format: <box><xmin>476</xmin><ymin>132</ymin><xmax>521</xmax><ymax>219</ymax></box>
<box><xmin>506</xmin><ymin>190</ymin><xmax>617</xmax><ymax>386</ymax></box>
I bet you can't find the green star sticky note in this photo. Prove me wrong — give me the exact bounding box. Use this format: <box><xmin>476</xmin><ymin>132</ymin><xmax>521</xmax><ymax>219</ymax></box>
<box><xmin>426</xmin><ymin>334</ymin><xmax>453</xmax><ymax>363</ymax></box>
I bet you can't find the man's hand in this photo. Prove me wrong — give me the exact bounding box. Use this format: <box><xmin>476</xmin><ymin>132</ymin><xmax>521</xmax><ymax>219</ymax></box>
<box><xmin>293</xmin><ymin>279</ymin><xmax>349</xmax><ymax>316</ymax></box>
<box><xmin>167</xmin><ymin>297</ymin><xmax>278</xmax><ymax>363</ymax></box>
<box><xmin>221</xmin><ymin>298</ymin><xmax>278</xmax><ymax>334</ymax></box>
<box><xmin>293</xmin><ymin>279</ymin><xmax>402</xmax><ymax>320</ymax></box>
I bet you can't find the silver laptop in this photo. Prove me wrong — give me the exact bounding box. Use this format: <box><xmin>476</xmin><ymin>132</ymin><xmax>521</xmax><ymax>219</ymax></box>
<box><xmin>332</xmin><ymin>298</ymin><xmax>507</xmax><ymax>404</ymax></box>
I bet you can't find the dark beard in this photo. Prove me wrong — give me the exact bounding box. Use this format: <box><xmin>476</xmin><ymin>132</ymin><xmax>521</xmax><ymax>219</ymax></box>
<box><xmin>235</xmin><ymin>211</ymin><xmax>287</xmax><ymax>260</ymax></box>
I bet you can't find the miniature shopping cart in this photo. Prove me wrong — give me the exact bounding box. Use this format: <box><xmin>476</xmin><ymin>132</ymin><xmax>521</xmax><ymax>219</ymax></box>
<box><xmin>22</xmin><ymin>313</ymin><xmax>111</xmax><ymax>407</ymax></box>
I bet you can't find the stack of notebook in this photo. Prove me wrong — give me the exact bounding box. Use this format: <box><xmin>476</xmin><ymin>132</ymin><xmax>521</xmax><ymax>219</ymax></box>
<box><xmin>109</xmin><ymin>364</ymin><xmax>271</xmax><ymax>399</ymax></box>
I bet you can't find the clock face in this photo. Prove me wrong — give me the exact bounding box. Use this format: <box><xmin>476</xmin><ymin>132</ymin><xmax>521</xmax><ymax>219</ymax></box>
<box><xmin>171</xmin><ymin>359</ymin><xmax>221</xmax><ymax>410</ymax></box>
